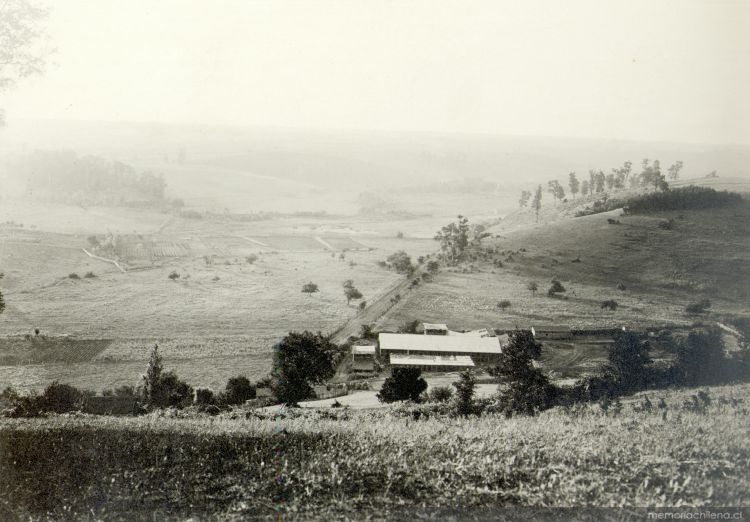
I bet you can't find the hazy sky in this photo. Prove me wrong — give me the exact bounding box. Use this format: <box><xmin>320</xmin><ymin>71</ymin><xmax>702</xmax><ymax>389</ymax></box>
<box><xmin>4</xmin><ymin>0</ymin><xmax>750</xmax><ymax>144</ymax></box>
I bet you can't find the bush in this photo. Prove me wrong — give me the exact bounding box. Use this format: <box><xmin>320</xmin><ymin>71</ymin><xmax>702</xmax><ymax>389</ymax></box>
<box><xmin>245</xmin><ymin>254</ymin><xmax>258</xmax><ymax>264</ymax></box>
<box><xmin>547</xmin><ymin>279</ymin><xmax>566</xmax><ymax>297</ymax></box>
<box><xmin>617</xmin><ymin>282</ymin><xmax>627</xmax><ymax>291</ymax></box>
<box><xmin>194</xmin><ymin>388</ymin><xmax>216</xmax><ymax>407</ymax></box>
<box><xmin>222</xmin><ymin>376</ymin><xmax>256</xmax><ymax>405</ymax></box>
<box><xmin>377</xmin><ymin>368</ymin><xmax>427</xmax><ymax>403</ymax></box>
<box><xmin>427</xmin><ymin>385</ymin><xmax>454</xmax><ymax>403</ymax></box>
<box><xmin>601</xmin><ymin>299</ymin><xmax>618</xmax><ymax>311</ymax></box>
<box><xmin>168</xmin><ymin>270</ymin><xmax>180</xmax><ymax>281</ymax></box>
<box><xmin>685</xmin><ymin>299</ymin><xmax>711</xmax><ymax>314</ymax></box>
<box><xmin>40</xmin><ymin>381</ymin><xmax>88</xmax><ymax>414</ymax></box>
<box><xmin>496</xmin><ymin>299</ymin><xmax>511</xmax><ymax>311</ymax></box>
<box><xmin>68</xmin><ymin>273</ymin><xmax>80</xmax><ymax>280</ymax></box>
<box><xmin>84</xmin><ymin>271</ymin><xmax>96</xmax><ymax>278</ymax></box>
<box><xmin>452</xmin><ymin>370</ymin><xmax>477</xmax><ymax>416</ymax></box>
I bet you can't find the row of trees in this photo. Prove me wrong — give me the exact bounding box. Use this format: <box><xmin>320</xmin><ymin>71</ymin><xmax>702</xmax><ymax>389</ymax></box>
<box><xmin>519</xmin><ymin>159</ymin><xmax>685</xmax><ymax>218</ymax></box>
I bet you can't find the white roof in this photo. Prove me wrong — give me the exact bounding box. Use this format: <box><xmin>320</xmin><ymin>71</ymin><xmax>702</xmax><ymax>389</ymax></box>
<box><xmin>379</xmin><ymin>333</ymin><xmax>504</xmax><ymax>354</ymax></box>
<box><xmin>423</xmin><ymin>323</ymin><xmax>449</xmax><ymax>330</ymax></box>
<box><xmin>390</xmin><ymin>354</ymin><xmax>475</xmax><ymax>367</ymax></box>
<box><xmin>352</xmin><ymin>345</ymin><xmax>376</xmax><ymax>355</ymax></box>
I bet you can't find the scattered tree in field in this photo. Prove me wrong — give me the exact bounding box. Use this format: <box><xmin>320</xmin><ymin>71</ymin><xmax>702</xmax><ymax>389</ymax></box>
<box><xmin>600</xmin><ymin>299</ymin><xmax>618</xmax><ymax>311</ymax></box>
<box><xmin>492</xmin><ymin>331</ymin><xmax>556</xmax><ymax>416</ymax></box>
<box><xmin>343</xmin><ymin>280</ymin><xmax>363</xmax><ymax>305</ymax></box>
<box><xmin>685</xmin><ymin>299</ymin><xmax>711</xmax><ymax>314</ymax></box>
<box><xmin>547</xmin><ymin>279</ymin><xmax>566</xmax><ymax>297</ymax></box>
<box><xmin>222</xmin><ymin>376</ymin><xmax>256</xmax><ymax>405</ymax></box>
<box><xmin>301</xmin><ymin>282</ymin><xmax>319</xmax><ymax>295</ymax></box>
<box><xmin>519</xmin><ymin>190</ymin><xmax>531</xmax><ymax>208</ymax></box>
<box><xmin>434</xmin><ymin>215</ymin><xmax>471</xmax><ymax>265</ymax></box>
<box><xmin>452</xmin><ymin>369</ymin><xmax>477</xmax><ymax>415</ymax></box>
<box><xmin>271</xmin><ymin>331</ymin><xmax>336</xmax><ymax>405</ymax></box>
<box><xmin>580</xmin><ymin>179</ymin><xmax>590</xmax><ymax>196</ymax></box>
<box><xmin>568</xmin><ymin>172</ymin><xmax>579</xmax><ymax>199</ymax></box>
<box><xmin>168</xmin><ymin>270</ymin><xmax>180</xmax><ymax>281</ymax></box>
<box><xmin>527</xmin><ymin>281</ymin><xmax>538</xmax><ymax>296</ymax></box>
<box><xmin>667</xmin><ymin>160</ymin><xmax>684</xmax><ymax>181</ymax></box>
<box><xmin>497</xmin><ymin>299</ymin><xmax>512</xmax><ymax>311</ymax></box>
<box><xmin>359</xmin><ymin>300</ymin><xmax>367</xmax><ymax>311</ymax></box>
<box><xmin>547</xmin><ymin>180</ymin><xmax>565</xmax><ymax>205</ymax></box>
<box><xmin>426</xmin><ymin>260</ymin><xmax>440</xmax><ymax>274</ymax></box>
<box><xmin>387</xmin><ymin>250</ymin><xmax>414</xmax><ymax>274</ymax></box>
<box><xmin>427</xmin><ymin>385</ymin><xmax>453</xmax><ymax>403</ymax></box>
<box><xmin>532</xmin><ymin>185</ymin><xmax>543</xmax><ymax>222</ymax></box>
<box><xmin>245</xmin><ymin>254</ymin><xmax>258</xmax><ymax>264</ymax></box>
<box><xmin>605</xmin><ymin>331</ymin><xmax>651</xmax><ymax>392</ymax></box>
<box><xmin>377</xmin><ymin>368</ymin><xmax>427</xmax><ymax>403</ymax></box>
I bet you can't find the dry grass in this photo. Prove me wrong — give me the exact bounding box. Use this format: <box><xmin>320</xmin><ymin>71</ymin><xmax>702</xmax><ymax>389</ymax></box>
<box><xmin>0</xmin><ymin>383</ymin><xmax>748</xmax><ymax>519</ymax></box>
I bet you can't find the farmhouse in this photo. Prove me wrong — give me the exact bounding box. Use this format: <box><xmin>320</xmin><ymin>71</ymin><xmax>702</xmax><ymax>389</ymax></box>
<box><xmin>379</xmin><ymin>326</ymin><xmax>505</xmax><ymax>370</ymax></box>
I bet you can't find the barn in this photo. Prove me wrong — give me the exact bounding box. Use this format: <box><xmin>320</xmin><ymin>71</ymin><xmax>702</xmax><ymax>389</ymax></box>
<box><xmin>378</xmin><ymin>329</ymin><xmax>505</xmax><ymax>370</ymax></box>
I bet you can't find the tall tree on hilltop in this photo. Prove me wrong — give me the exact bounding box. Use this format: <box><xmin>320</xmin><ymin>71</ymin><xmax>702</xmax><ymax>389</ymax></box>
<box><xmin>568</xmin><ymin>172</ymin><xmax>579</xmax><ymax>199</ymax></box>
<box><xmin>532</xmin><ymin>185</ymin><xmax>542</xmax><ymax>223</ymax></box>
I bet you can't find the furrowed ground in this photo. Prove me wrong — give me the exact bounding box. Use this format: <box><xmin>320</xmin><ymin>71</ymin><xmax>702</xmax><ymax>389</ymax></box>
<box><xmin>0</xmin><ymin>383</ymin><xmax>748</xmax><ymax>520</ymax></box>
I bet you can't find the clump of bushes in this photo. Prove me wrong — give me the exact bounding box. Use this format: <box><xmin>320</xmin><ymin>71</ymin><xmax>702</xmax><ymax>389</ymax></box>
<box><xmin>427</xmin><ymin>385</ymin><xmax>453</xmax><ymax>403</ymax></box>
<box><xmin>601</xmin><ymin>299</ymin><xmax>618</xmax><ymax>311</ymax></box>
<box><xmin>497</xmin><ymin>300</ymin><xmax>511</xmax><ymax>311</ymax></box>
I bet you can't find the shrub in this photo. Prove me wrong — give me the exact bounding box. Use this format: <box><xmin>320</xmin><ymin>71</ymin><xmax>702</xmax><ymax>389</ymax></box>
<box><xmin>245</xmin><ymin>254</ymin><xmax>258</xmax><ymax>264</ymax></box>
<box><xmin>168</xmin><ymin>270</ymin><xmax>180</xmax><ymax>281</ymax></box>
<box><xmin>359</xmin><ymin>301</ymin><xmax>367</xmax><ymax>311</ymax></box>
<box><xmin>301</xmin><ymin>282</ymin><xmax>319</xmax><ymax>294</ymax></box>
<box><xmin>426</xmin><ymin>260</ymin><xmax>440</xmax><ymax>274</ymax></box>
<box><xmin>601</xmin><ymin>299</ymin><xmax>618</xmax><ymax>311</ymax></box>
<box><xmin>222</xmin><ymin>376</ymin><xmax>256</xmax><ymax>405</ymax></box>
<box><xmin>194</xmin><ymin>388</ymin><xmax>216</xmax><ymax>407</ymax></box>
<box><xmin>547</xmin><ymin>279</ymin><xmax>566</xmax><ymax>297</ymax></box>
<box><xmin>497</xmin><ymin>300</ymin><xmax>511</xmax><ymax>311</ymax></box>
<box><xmin>377</xmin><ymin>368</ymin><xmax>427</xmax><ymax>403</ymax></box>
<box><xmin>427</xmin><ymin>385</ymin><xmax>454</xmax><ymax>403</ymax></box>
<box><xmin>68</xmin><ymin>273</ymin><xmax>80</xmax><ymax>280</ymax></box>
<box><xmin>84</xmin><ymin>271</ymin><xmax>96</xmax><ymax>278</ymax></box>
<box><xmin>40</xmin><ymin>381</ymin><xmax>87</xmax><ymax>413</ymax></box>
<box><xmin>397</xmin><ymin>319</ymin><xmax>420</xmax><ymax>334</ymax></box>
<box><xmin>617</xmin><ymin>282</ymin><xmax>627</xmax><ymax>291</ymax></box>
<box><xmin>386</xmin><ymin>251</ymin><xmax>414</xmax><ymax>274</ymax></box>
<box><xmin>658</xmin><ymin>219</ymin><xmax>674</xmax><ymax>230</ymax></box>
<box><xmin>685</xmin><ymin>299</ymin><xmax>711</xmax><ymax>314</ymax></box>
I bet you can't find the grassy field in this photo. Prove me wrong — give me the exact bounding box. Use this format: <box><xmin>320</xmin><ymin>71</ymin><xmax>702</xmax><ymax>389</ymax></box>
<box><xmin>379</xmin><ymin>204</ymin><xmax>750</xmax><ymax>334</ymax></box>
<box><xmin>1</xmin><ymin>383</ymin><xmax>747</xmax><ymax>519</ymax></box>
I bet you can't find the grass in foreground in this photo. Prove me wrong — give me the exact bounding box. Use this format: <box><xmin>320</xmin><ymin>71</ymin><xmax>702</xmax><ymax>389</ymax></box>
<box><xmin>0</xmin><ymin>383</ymin><xmax>748</xmax><ymax>520</ymax></box>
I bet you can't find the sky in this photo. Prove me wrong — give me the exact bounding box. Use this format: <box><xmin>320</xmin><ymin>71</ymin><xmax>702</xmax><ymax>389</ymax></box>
<box><xmin>3</xmin><ymin>0</ymin><xmax>750</xmax><ymax>144</ymax></box>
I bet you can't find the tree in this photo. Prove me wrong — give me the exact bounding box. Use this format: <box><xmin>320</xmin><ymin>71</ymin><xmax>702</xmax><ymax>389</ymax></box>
<box><xmin>452</xmin><ymin>369</ymin><xmax>476</xmax><ymax>416</ymax></box>
<box><xmin>222</xmin><ymin>376</ymin><xmax>256</xmax><ymax>405</ymax></box>
<box><xmin>497</xmin><ymin>299</ymin><xmax>511</xmax><ymax>311</ymax></box>
<box><xmin>492</xmin><ymin>331</ymin><xmax>556</xmax><ymax>416</ymax></box>
<box><xmin>532</xmin><ymin>185</ymin><xmax>542</xmax><ymax>222</ymax></box>
<box><xmin>359</xmin><ymin>300</ymin><xmax>367</xmax><ymax>311</ymax></box>
<box><xmin>593</xmin><ymin>170</ymin><xmax>606</xmax><ymax>193</ymax></box>
<box><xmin>604</xmin><ymin>331</ymin><xmax>651</xmax><ymax>392</ymax></box>
<box><xmin>426</xmin><ymin>260</ymin><xmax>440</xmax><ymax>274</ymax></box>
<box><xmin>580</xmin><ymin>179</ymin><xmax>590</xmax><ymax>196</ymax></box>
<box><xmin>0</xmin><ymin>291</ymin><xmax>5</xmax><ymax>315</ymax></box>
<box><xmin>676</xmin><ymin>328</ymin><xmax>726</xmax><ymax>385</ymax></box>
<box><xmin>0</xmin><ymin>0</ymin><xmax>52</xmax><ymax>125</ymax></box>
<box><xmin>547</xmin><ymin>180</ymin><xmax>564</xmax><ymax>205</ymax></box>
<box><xmin>142</xmin><ymin>344</ymin><xmax>164</xmax><ymax>409</ymax></box>
<box><xmin>377</xmin><ymin>368</ymin><xmax>427</xmax><ymax>403</ymax></box>
<box><xmin>667</xmin><ymin>160</ymin><xmax>683</xmax><ymax>181</ymax></box>
<box><xmin>343</xmin><ymin>280</ymin><xmax>363</xmax><ymax>305</ymax></box>
<box><xmin>519</xmin><ymin>190</ymin><xmax>531</xmax><ymax>208</ymax></box>
<box><xmin>568</xmin><ymin>172</ymin><xmax>579</xmax><ymax>199</ymax></box>
<box><xmin>168</xmin><ymin>270</ymin><xmax>180</xmax><ymax>281</ymax></box>
<box><xmin>526</xmin><ymin>281</ymin><xmax>538</xmax><ymax>296</ymax></box>
<box><xmin>271</xmin><ymin>331</ymin><xmax>336</xmax><ymax>405</ymax></box>
<box><xmin>387</xmin><ymin>251</ymin><xmax>414</xmax><ymax>274</ymax></box>
<box><xmin>301</xmin><ymin>282</ymin><xmax>319</xmax><ymax>295</ymax></box>
<box><xmin>434</xmin><ymin>215</ymin><xmax>470</xmax><ymax>265</ymax></box>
